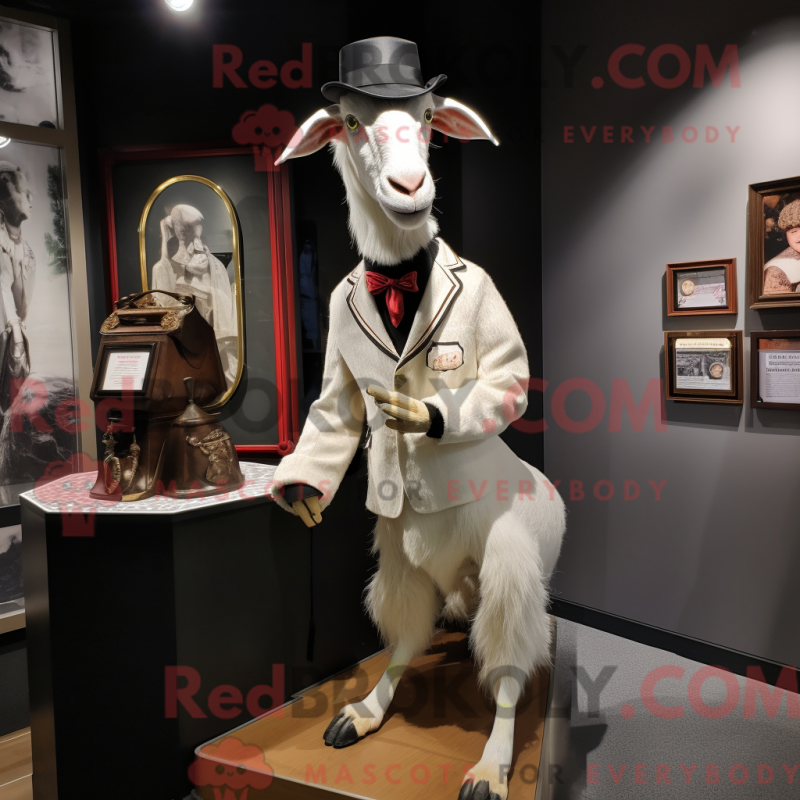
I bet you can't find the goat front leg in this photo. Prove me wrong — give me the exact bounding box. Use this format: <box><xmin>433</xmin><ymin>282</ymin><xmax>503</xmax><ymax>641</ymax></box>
<box><xmin>459</xmin><ymin>676</ymin><xmax>520</xmax><ymax>800</ymax></box>
<box><xmin>323</xmin><ymin>524</ymin><xmax>439</xmax><ymax>748</ymax></box>
<box><xmin>323</xmin><ymin>640</ymin><xmax>415</xmax><ymax>748</ymax></box>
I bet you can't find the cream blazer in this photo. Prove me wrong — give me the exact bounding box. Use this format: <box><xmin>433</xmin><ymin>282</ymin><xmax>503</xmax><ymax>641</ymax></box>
<box><xmin>272</xmin><ymin>239</ymin><xmax>531</xmax><ymax>518</ymax></box>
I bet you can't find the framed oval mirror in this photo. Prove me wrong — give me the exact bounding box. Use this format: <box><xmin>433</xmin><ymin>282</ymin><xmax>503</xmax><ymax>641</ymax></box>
<box><xmin>139</xmin><ymin>175</ymin><xmax>244</xmax><ymax>408</ymax></box>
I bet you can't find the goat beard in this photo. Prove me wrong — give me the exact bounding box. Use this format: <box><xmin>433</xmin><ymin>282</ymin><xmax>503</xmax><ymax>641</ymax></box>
<box><xmin>333</xmin><ymin>143</ymin><xmax>439</xmax><ymax>265</ymax></box>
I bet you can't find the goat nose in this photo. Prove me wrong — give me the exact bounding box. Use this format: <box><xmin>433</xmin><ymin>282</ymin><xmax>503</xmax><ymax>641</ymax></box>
<box><xmin>388</xmin><ymin>173</ymin><xmax>426</xmax><ymax>198</ymax></box>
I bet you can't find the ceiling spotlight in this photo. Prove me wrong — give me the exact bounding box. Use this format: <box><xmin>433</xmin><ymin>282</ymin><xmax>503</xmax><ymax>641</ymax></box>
<box><xmin>0</xmin><ymin>137</ymin><xmax>10</xmax><ymax>149</ymax></box>
<box><xmin>165</xmin><ymin>0</ymin><xmax>194</xmax><ymax>10</ymax></box>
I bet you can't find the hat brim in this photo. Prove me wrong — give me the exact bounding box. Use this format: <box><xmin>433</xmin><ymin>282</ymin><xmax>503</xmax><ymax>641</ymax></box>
<box><xmin>321</xmin><ymin>74</ymin><xmax>446</xmax><ymax>103</ymax></box>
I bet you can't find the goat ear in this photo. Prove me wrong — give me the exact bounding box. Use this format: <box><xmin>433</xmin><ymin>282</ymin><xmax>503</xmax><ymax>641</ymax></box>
<box><xmin>275</xmin><ymin>106</ymin><xmax>344</xmax><ymax>165</ymax></box>
<box><xmin>429</xmin><ymin>96</ymin><xmax>499</xmax><ymax>145</ymax></box>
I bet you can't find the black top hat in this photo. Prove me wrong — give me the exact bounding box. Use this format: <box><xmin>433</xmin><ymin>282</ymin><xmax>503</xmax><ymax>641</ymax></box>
<box><xmin>321</xmin><ymin>36</ymin><xmax>446</xmax><ymax>103</ymax></box>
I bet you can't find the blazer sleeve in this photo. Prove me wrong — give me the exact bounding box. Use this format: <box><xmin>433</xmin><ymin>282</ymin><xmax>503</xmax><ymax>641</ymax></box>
<box><xmin>271</xmin><ymin>289</ymin><xmax>365</xmax><ymax>513</ymax></box>
<box><xmin>419</xmin><ymin>270</ymin><xmax>529</xmax><ymax>445</ymax></box>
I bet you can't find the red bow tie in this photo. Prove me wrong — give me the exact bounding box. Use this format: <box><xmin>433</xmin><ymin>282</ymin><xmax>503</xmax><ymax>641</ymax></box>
<box><xmin>365</xmin><ymin>270</ymin><xmax>418</xmax><ymax>327</ymax></box>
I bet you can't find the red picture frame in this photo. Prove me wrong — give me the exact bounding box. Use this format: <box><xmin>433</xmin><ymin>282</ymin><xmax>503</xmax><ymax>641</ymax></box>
<box><xmin>99</xmin><ymin>143</ymin><xmax>299</xmax><ymax>455</ymax></box>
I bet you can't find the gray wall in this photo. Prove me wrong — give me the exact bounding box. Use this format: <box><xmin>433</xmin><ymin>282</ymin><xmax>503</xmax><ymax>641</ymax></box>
<box><xmin>543</xmin><ymin>1</ymin><xmax>800</xmax><ymax>667</ymax></box>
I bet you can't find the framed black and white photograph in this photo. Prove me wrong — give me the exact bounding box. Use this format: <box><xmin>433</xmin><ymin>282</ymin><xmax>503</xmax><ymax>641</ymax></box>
<box><xmin>0</xmin><ymin>15</ymin><xmax>60</xmax><ymax>128</ymax></box>
<box><xmin>0</xmin><ymin>8</ymin><xmax>91</xmax><ymax>639</ymax></box>
<box><xmin>666</xmin><ymin>258</ymin><xmax>737</xmax><ymax>316</ymax></box>
<box><xmin>0</xmin><ymin>140</ymin><xmax>79</xmax><ymax>509</ymax></box>
<box><xmin>140</xmin><ymin>175</ymin><xmax>243</xmax><ymax>397</ymax></box>
<box><xmin>664</xmin><ymin>330</ymin><xmax>744</xmax><ymax>404</ymax></box>
<box><xmin>748</xmin><ymin>176</ymin><xmax>800</xmax><ymax>309</ymax></box>
<box><xmin>101</xmin><ymin>144</ymin><xmax>300</xmax><ymax>455</ymax></box>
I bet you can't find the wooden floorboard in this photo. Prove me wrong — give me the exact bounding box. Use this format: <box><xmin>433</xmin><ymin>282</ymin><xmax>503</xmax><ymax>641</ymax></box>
<box><xmin>0</xmin><ymin>775</ymin><xmax>33</xmax><ymax>800</ymax></box>
<box><xmin>192</xmin><ymin>631</ymin><xmax>548</xmax><ymax>799</ymax></box>
<box><xmin>0</xmin><ymin>728</ymin><xmax>32</xmax><ymax>800</ymax></box>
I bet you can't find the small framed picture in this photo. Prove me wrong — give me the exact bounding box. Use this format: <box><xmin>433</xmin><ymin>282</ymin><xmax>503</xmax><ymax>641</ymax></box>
<box><xmin>750</xmin><ymin>330</ymin><xmax>800</xmax><ymax>410</ymax></box>
<box><xmin>0</xmin><ymin>15</ymin><xmax>61</xmax><ymax>128</ymax></box>
<box><xmin>666</xmin><ymin>258</ymin><xmax>737</xmax><ymax>316</ymax></box>
<box><xmin>664</xmin><ymin>330</ymin><xmax>744</xmax><ymax>404</ymax></box>
<box><xmin>748</xmin><ymin>176</ymin><xmax>800</xmax><ymax>309</ymax></box>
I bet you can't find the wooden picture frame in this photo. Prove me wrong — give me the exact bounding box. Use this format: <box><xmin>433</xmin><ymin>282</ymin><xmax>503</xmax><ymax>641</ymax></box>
<box><xmin>750</xmin><ymin>330</ymin><xmax>800</xmax><ymax>410</ymax></box>
<box><xmin>666</xmin><ymin>258</ymin><xmax>737</xmax><ymax>316</ymax></box>
<box><xmin>664</xmin><ymin>330</ymin><xmax>744</xmax><ymax>404</ymax></box>
<box><xmin>99</xmin><ymin>144</ymin><xmax>300</xmax><ymax>456</ymax></box>
<box><xmin>748</xmin><ymin>176</ymin><xmax>800</xmax><ymax>309</ymax></box>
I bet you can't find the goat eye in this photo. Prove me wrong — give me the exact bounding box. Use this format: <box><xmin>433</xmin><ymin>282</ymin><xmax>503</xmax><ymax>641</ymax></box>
<box><xmin>424</xmin><ymin>108</ymin><xmax>434</xmax><ymax>124</ymax></box>
<box><xmin>345</xmin><ymin>115</ymin><xmax>359</xmax><ymax>131</ymax></box>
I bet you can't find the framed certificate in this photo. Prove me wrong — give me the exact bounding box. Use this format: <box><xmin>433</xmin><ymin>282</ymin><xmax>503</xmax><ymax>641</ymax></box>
<box><xmin>94</xmin><ymin>344</ymin><xmax>156</xmax><ymax>397</ymax></box>
<box><xmin>750</xmin><ymin>330</ymin><xmax>800</xmax><ymax>410</ymax></box>
<box><xmin>664</xmin><ymin>330</ymin><xmax>744</xmax><ymax>404</ymax></box>
<box><xmin>666</xmin><ymin>258</ymin><xmax>737</xmax><ymax>316</ymax></box>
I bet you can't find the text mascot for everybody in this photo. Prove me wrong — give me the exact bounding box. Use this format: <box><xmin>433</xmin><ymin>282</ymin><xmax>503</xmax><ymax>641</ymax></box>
<box><xmin>271</xmin><ymin>37</ymin><xmax>565</xmax><ymax>800</ymax></box>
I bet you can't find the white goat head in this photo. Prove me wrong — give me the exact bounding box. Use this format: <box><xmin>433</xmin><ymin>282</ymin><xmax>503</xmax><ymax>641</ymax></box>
<box><xmin>276</xmin><ymin>93</ymin><xmax>498</xmax><ymax>265</ymax></box>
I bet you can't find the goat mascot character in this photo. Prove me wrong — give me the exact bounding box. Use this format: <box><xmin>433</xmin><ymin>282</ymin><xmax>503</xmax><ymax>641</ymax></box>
<box><xmin>271</xmin><ymin>37</ymin><xmax>565</xmax><ymax>800</ymax></box>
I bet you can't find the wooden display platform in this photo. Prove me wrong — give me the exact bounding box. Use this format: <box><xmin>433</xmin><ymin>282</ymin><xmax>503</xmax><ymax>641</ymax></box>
<box><xmin>192</xmin><ymin>630</ymin><xmax>549</xmax><ymax>799</ymax></box>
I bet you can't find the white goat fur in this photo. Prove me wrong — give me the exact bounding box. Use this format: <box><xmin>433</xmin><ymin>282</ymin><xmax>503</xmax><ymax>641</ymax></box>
<box><xmin>279</xmin><ymin>89</ymin><xmax>565</xmax><ymax>800</ymax></box>
<box><xmin>332</xmin><ymin>94</ymin><xmax>438</xmax><ymax>264</ymax></box>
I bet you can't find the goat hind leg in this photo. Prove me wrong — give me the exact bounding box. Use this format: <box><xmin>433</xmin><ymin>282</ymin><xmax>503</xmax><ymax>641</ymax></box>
<box><xmin>459</xmin><ymin>676</ymin><xmax>521</xmax><ymax>800</ymax></box>
<box><xmin>461</xmin><ymin>514</ymin><xmax>552</xmax><ymax>798</ymax></box>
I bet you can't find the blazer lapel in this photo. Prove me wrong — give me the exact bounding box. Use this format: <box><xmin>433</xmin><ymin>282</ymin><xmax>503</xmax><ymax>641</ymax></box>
<box><xmin>398</xmin><ymin>239</ymin><xmax>465</xmax><ymax>368</ymax></box>
<box><xmin>346</xmin><ymin>262</ymin><xmax>400</xmax><ymax>362</ymax></box>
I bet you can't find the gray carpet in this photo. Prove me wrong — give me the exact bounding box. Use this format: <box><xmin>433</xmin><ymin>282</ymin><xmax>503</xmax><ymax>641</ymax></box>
<box><xmin>536</xmin><ymin>619</ymin><xmax>799</xmax><ymax>799</ymax></box>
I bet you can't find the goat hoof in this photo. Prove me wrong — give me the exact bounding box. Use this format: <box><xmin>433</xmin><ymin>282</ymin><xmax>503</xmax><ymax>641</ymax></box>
<box><xmin>323</xmin><ymin>711</ymin><xmax>360</xmax><ymax>748</ymax></box>
<box><xmin>458</xmin><ymin>779</ymin><xmax>502</xmax><ymax>800</ymax></box>
<box><xmin>323</xmin><ymin>712</ymin><xmax>344</xmax><ymax>745</ymax></box>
